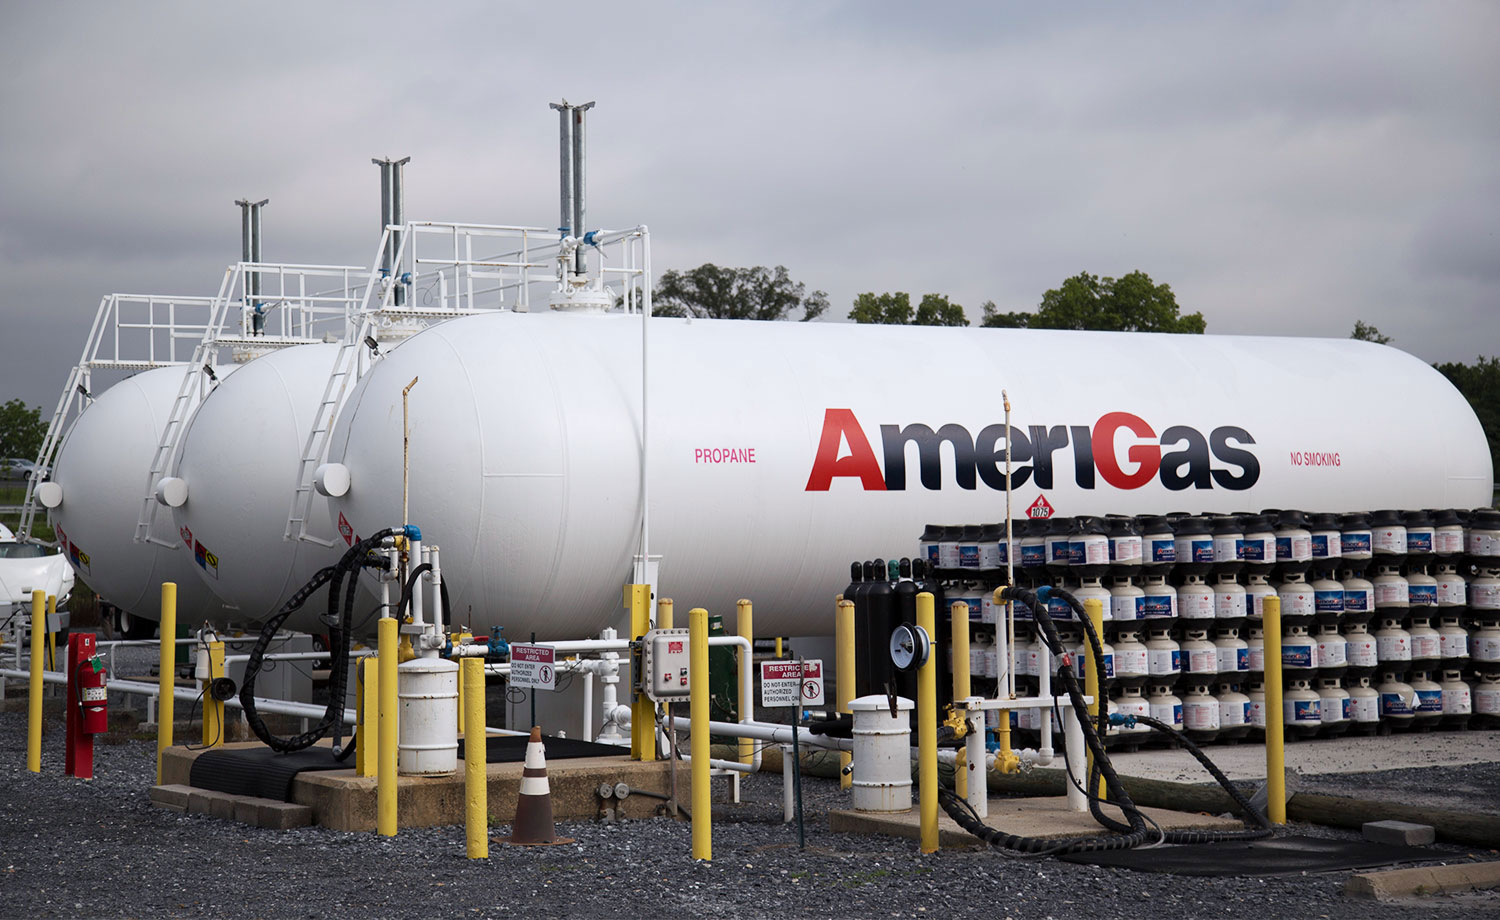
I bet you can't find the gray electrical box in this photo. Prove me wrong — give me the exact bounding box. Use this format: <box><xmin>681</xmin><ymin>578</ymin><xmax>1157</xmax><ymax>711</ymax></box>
<box><xmin>639</xmin><ymin>628</ymin><xmax>692</xmax><ymax>701</ymax></box>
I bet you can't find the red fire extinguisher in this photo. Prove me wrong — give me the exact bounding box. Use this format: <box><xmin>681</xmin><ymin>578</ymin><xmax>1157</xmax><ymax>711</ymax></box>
<box><xmin>66</xmin><ymin>633</ymin><xmax>107</xmax><ymax>779</ymax></box>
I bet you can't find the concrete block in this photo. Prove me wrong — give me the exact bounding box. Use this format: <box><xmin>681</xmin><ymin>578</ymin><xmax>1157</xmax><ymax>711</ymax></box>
<box><xmin>148</xmin><ymin>784</ymin><xmax>192</xmax><ymax>812</ymax></box>
<box><xmin>252</xmin><ymin>800</ymin><xmax>312</xmax><ymax>830</ymax></box>
<box><xmin>1364</xmin><ymin>819</ymin><xmax>1436</xmax><ymax>847</ymax></box>
<box><xmin>1345</xmin><ymin>861</ymin><xmax>1500</xmax><ymax>900</ymax></box>
<box><xmin>186</xmin><ymin>788</ymin><xmax>238</xmax><ymax>821</ymax></box>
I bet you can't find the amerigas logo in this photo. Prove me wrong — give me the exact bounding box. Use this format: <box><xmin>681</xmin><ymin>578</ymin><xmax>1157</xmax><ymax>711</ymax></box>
<box><xmin>804</xmin><ymin>409</ymin><xmax>1260</xmax><ymax>492</ymax></box>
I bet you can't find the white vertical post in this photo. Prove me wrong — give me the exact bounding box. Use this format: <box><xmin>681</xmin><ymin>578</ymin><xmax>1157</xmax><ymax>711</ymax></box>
<box><xmin>1063</xmin><ymin>707</ymin><xmax>1087</xmax><ymax>812</ymax></box>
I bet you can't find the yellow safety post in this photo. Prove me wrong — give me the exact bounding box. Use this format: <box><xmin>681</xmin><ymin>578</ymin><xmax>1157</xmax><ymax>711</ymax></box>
<box><xmin>1263</xmin><ymin>595</ymin><xmax>1286</xmax><ymax>825</ymax></box>
<box><xmin>951</xmin><ymin>601</ymin><xmax>970</xmax><ymax>800</ymax></box>
<box><xmin>689</xmin><ymin>606</ymin><xmax>711</xmax><ymax>861</ymax></box>
<box><xmin>202</xmin><ymin>639</ymin><xmax>225</xmax><ymax>748</ymax></box>
<box><xmin>1083</xmin><ymin>598</ymin><xmax>1107</xmax><ymax>803</ymax></box>
<box><xmin>378</xmin><ymin>616</ymin><xmax>398</xmax><ymax>836</ymax></box>
<box><xmin>658</xmin><ymin>598</ymin><xmax>673</xmax><ymax>630</ymax></box>
<box><xmin>45</xmin><ymin>594</ymin><xmax>56</xmax><ymax>672</ymax></box>
<box><xmin>27</xmin><ymin>590</ymin><xmax>44</xmax><ymax>773</ymax></box>
<box><xmin>624</xmin><ymin>584</ymin><xmax>654</xmax><ymax>762</ymax></box>
<box><xmin>356</xmin><ymin>657</ymin><xmax>379</xmax><ymax>777</ymax></box>
<box><xmin>455</xmin><ymin>628</ymin><xmax>472</xmax><ymax>735</ymax></box>
<box><xmin>917</xmin><ymin>591</ymin><xmax>938</xmax><ymax>854</ymax></box>
<box><xmin>156</xmin><ymin>582</ymin><xmax>177</xmax><ymax>784</ymax></box>
<box><xmin>736</xmin><ymin>599</ymin><xmax>754</xmax><ymax>766</ymax></box>
<box><xmin>836</xmin><ymin>599</ymin><xmax>855</xmax><ymax>791</ymax></box>
<box><xmin>463</xmin><ymin>657</ymin><xmax>488</xmax><ymax>859</ymax></box>
<box><xmin>775</xmin><ymin>637</ymin><xmax>783</xmax><ymax>658</ymax></box>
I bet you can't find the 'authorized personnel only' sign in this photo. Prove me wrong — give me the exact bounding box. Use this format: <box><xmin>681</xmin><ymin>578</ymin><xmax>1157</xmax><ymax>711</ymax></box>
<box><xmin>760</xmin><ymin>659</ymin><xmax>824</xmax><ymax>708</ymax></box>
<box><xmin>509</xmin><ymin>644</ymin><xmax>556</xmax><ymax>691</ymax></box>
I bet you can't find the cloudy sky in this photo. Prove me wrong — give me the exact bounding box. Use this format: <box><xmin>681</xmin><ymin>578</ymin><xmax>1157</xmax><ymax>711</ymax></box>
<box><xmin>1</xmin><ymin>1</ymin><xmax>1495</xmax><ymax>411</ymax></box>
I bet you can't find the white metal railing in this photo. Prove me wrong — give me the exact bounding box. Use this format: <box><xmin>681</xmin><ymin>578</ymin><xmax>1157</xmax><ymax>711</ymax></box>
<box><xmin>133</xmin><ymin>261</ymin><xmax>368</xmax><ymax>545</ymax></box>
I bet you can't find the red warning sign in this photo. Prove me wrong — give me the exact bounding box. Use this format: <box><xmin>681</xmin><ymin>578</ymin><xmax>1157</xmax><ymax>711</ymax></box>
<box><xmin>1027</xmin><ymin>494</ymin><xmax>1055</xmax><ymax>519</ymax></box>
<box><xmin>337</xmin><ymin>512</ymin><xmax>354</xmax><ymax>545</ymax></box>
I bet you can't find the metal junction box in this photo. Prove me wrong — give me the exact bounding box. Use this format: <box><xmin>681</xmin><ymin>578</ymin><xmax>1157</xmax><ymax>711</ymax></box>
<box><xmin>640</xmin><ymin>628</ymin><xmax>692</xmax><ymax>701</ymax></box>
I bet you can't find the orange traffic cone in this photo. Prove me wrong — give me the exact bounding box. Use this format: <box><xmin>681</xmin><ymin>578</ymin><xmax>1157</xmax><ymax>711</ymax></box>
<box><xmin>499</xmin><ymin>726</ymin><xmax>574</xmax><ymax>846</ymax></box>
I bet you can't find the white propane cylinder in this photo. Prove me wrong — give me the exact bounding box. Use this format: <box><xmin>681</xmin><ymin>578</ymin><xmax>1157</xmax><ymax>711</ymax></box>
<box><xmin>1345</xmin><ymin>623</ymin><xmax>1379</xmax><ymax>670</ymax></box>
<box><xmin>1471</xmin><ymin>624</ymin><xmax>1500</xmax><ymax>664</ymax></box>
<box><xmin>1409</xmin><ymin>671</ymin><xmax>1444</xmax><ymax>729</ymax></box>
<box><xmin>1147</xmin><ymin>684</ymin><xmax>1183</xmax><ymax>730</ymax></box>
<box><xmin>1145</xmin><ymin>629</ymin><xmax>1181</xmax><ymax>679</ymax></box>
<box><xmin>1438</xmin><ymin>616</ymin><xmax>1470</xmax><ymax>662</ymax></box>
<box><xmin>396</xmin><ymin>656</ymin><xmax>459</xmax><ymax>775</ymax></box>
<box><xmin>1112</xmin><ymin>687</ymin><xmax>1152</xmax><ymax>739</ymax></box>
<box><xmin>321</xmin><ymin>312</ymin><xmax>1494</xmax><ymax>639</ymax></box>
<box><xmin>1247</xmin><ymin>626</ymin><xmax>1265</xmax><ymax>673</ymax></box>
<box><xmin>1375</xmin><ymin>619</ymin><xmax>1412</xmax><ymax>666</ymax></box>
<box><xmin>1217</xmin><ymin>684</ymin><xmax>1251</xmax><ymax>732</ymax></box>
<box><xmin>1182</xmin><ymin>683</ymin><xmax>1220</xmax><ymax>735</ymax></box>
<box><xmin>49</xmin><ymin>365</ymin><xmax>241</xmax><ymax>623</ymax></box>
<box><xmin>1439</xmin><ymin>670</ymin><xmax>1472</xmax><ymax>727</ymax></box>
<box><xmin>1347</xmin><ymin>677</ymin><xmax>1381</xmax><ymax>728</ymax></box>
<box><xmin>1215</xmin><ymin>630</ymin><xmax>1250</xmax><ymax>675</ymax></box>
<box><xmin>1247</xmin><ymin>681</ymin><xmax>1267</xmax><ymax>729</ymax></box>
<box><xmin>1318</xmin><ymin>678</ymin><xmax>1351</xmax><ymax>731</ymax></box>
<box><xmin>1377</xmin><ymin>673</ymin><xmax>1417</xmax><ymax>726</ymax></box>
<box><xmin>1074</xmin><ymin>580</ymin><xmax>1113</xmax><ymax>624</ymax></box>
<box><xmin>1214</xmin><ymin>576</ymin><xmax>1247</xmax><ymax>620</ymax></box>
<box><xmin>1284</xmin><ymin>679</ymin><xmax>1323</xmax><ymax>734</ymax></box>
<box><xmin>1112</xmin><ymin>630</ymin><xmax>1149</xmax><ymax>681</ymax></box>
<box><xmin>1181</xmin><ymin>630</ymin><xmax>1218</xmax><ymax>676</ymax></box>
<box><xmin>168</xmin><ymin>343</ymin><xmax>344</xmax><ymax>625</ymax></box>
<box><xmin>1141</xmin><ymin>576</ymin><xmax>1177</xmax><ymax>622</ymax></box>
<box><xmin>1178</xmin><ymin>576</ymin><xmax>1216</xmax><ymax>622</ymax></box>
<box><xmin>1474</xmin><ymin>673</ymin><xmax>1500</xmax><ymax>726</ymax></box>
<box><xmin>850</xmin><ymin>694</ymin><xmax>914</xmax><ymax>812</ymax></box>
<box><xmin>1110</xmin><ymin>578</ymin><xmax>1145</xmax><ymax>623</ymax></box>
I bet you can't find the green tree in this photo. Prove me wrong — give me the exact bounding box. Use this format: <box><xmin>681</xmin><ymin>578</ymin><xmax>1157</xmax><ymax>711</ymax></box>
<box><xmin>0</xmin><ymin>399</ymin><xmax>44</xmax><ymax>465</ymax></box>
<box><xmin>654</xmin><ymin>264</ymin><xmax>828</xmax><ymax>321</ymax></box>
<box><xmin>983</xmin><ymin>271</ymin><xmax>1205</xmax><ymax>333</ymax></box>
<box><xmin>848</xmin><ymin>292</ymin><xmax>970</xmax><ymax>326</ymax></box>
<box><xmin>1434</xmin><ymin>356</ymin><xmax>1500</xmax><ymax>487</ymax></box>
<box><xmin>1351</xmin><ymin>320</ymin><xmax>1394</xmax><ymax>344</ymax></box>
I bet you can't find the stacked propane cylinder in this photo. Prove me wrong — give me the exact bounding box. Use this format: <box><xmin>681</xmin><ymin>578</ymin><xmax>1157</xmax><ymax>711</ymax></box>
<box><xmin>910</xmin><ymin>507</ymin><xmax>1500</xmax><ymax>749</ymax></box>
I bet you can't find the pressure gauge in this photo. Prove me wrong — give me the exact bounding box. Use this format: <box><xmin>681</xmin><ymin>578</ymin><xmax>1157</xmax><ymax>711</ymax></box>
<box><xmin>890</xmin><ymin>622</ymin><xmax>931</xmax><ymax>672</ymax></box>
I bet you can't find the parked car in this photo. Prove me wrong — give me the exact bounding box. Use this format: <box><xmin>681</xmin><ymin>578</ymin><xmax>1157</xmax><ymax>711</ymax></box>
<box><xmin>0</xmin><ymin>458</ymin><xmax>38</xmax><ymax>480</ymax></box>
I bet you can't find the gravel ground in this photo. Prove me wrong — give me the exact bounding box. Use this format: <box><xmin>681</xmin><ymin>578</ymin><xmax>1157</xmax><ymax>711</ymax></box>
<box><xmin>5</xmin><ymin>706</ymin><xmax>1500</xmax><ymax>920</ymax></box>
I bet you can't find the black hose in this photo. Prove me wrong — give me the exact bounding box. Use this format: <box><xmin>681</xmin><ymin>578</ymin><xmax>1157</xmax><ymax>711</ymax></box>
<box><xmin>239</xmin><ymin>528</ymin><xmax>396</xmax><ymax>756</ymax></box>
<box><xmin>939</xmin><ymin>583</ymin><xmax>1271</xmax><ymax>855</ymax></box>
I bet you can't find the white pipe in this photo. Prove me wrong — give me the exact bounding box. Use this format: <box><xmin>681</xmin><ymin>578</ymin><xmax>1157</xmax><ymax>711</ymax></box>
<box><xmin>582</xmin><ymin>669</ymin><xmax>593</xmax><ymax>743</ymax></box>
<box><xmin>1063</xmin><ymin>706</ymin><xmax>1087</xmax><ymax>812</ymax></box>
<box><xmin>665</xmin><ymin>716</ymin><xmax>851</xmax><ymax>752</ymax></box>
<box><xmin>1037</xmin><ymin>644</ymin><xmax>1053</xmax><ymax>759</ymax></box>
<box><xmin>782</xmin><ymin>744</ymin><xmax>794</xmax><ymax>822</ymax></box>
<box><xmin>409</xmin><ymin>538</ymin><xmax>424</xmax><ymax>629</ymax></box>
<box><xmin>428</xmin><ymin>544</ymin><xmax>443</xmax><ymax>636</ymax></box>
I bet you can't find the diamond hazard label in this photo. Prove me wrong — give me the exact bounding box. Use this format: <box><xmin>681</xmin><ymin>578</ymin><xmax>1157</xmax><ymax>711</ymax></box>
<box><xmin>1027</xmin><ymin>494</ymin><xmax>1055</xmax><ymax>519</ymax></box>
<box><xmin>338</xmin><ymin>512</ymin><xmax>353</xmax><ymax>546</ymax></box>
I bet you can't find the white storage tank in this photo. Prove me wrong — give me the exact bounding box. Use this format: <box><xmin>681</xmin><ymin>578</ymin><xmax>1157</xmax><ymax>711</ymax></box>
<box><xmin>166</xmin><ymin>343</ymin><xmax>344</xmax><ymax>627</ymax></box>
<box><xmin>47</xmin><ymin>366</ymin><xmax>239</xmax><ymax>622</ymax></box>
<box><xmin>321</xmin><ymin>312</ymin><xmax>1493</xmax><ymax>639</ymax></box>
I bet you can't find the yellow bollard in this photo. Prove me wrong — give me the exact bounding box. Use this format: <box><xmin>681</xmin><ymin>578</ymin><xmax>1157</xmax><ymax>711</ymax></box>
<box><xmin>27</xmin><ymin>590</ymin><xmax>44</xmax><ymax>773</ymax></box>
<box><xmin>951</xmin><ymin>601</ymin><xmax>970</xmax><ymax>799</ymax></box>
<box><xmin>689</xmin><ymin>606</ymin><xmax>711</xmax><ymax>861</ymax></box>
<box><xmin>378</xmin><ymin>616</ymin><xmax>398</xmax><ymax>836</ymax></box>
<box><xmin>356</xmin><ymin>657</ymin><xmax>380</xmax><ymax>777</ymax></box>
<box><xmin>463</xmin><ymin>657</ymin><xmax>488</xmax><ymax>859</ymax></box>
<box><xmin>625</xmin><ymin>584</ymin><xmax>654</xmax><ymax>761</ymax></box>
<box><xmin>202</xmin><ymin>640</ymin><xmax>225</xmax><ymax>748</ymax></box>
<box><xmin>1263</xmin><ymin>595</ymin><xmax>1286</xmax><ymax>825</ymax></box>
<box><xmin>658</xmin><ymin>598</ymin><xmax>674</xmax><ymax>630</ymax></box>
<box><xmin>836</xmin><ymin>599</ymin><xmax>855</xmax><ymax>790</ymax></box>
<box><xmin>1083</xmin><ymin>597</ymin><xmax>1107</xmax><ymax>802</ymax></box>
<box><xmin>157</xmin><ymin>583</ymin><xmax>177</xmax><ymax>784</ymax></box>
<box><xmin>45</xmin><ymin>594</ymin><xmax>56</xmax><ymax>672</ymax></box>
<box><xmin>775</xmin><ymin>637</ymin><xmax>783</xmax><ymax>658</ymax></box>
<box><xmin>736</xmin><ymin>599</ymin><xmax>754</xmax><ymax>767</ymax></box>
<box><xmin>917</xmin><ymin>591</ymin><xmax>938</xmax><ymax>854</ymax></box>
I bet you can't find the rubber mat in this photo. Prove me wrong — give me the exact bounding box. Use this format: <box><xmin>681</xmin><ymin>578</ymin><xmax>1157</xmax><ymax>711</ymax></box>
<box><xmin>189</xmin><ymin>747</ymin><xmax>348</xmax><ymax>802</ymax></box>
<box><xmin>457</xmin><ymin>734</ymin><xmax>627</xmax><ymax>763</ymax></box>
<box><xmin>1059</xmin><ymin>835</ymin><xmax>1435</xmax><ymax>877</ymax></box>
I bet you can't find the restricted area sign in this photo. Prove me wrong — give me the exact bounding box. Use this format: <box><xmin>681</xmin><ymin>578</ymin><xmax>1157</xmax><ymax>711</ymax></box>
<box><xmin>509</xmin><ymin>644</ymin><xmax>556</xmax><ymax>691</ymax></box>
<box><xmin>760</xmin><ymin>659</ymin><xmax>824</xmax><ymax>708</ymax></box>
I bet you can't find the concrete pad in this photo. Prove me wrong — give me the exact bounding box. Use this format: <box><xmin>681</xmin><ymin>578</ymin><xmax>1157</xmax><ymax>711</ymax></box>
<box><xmin>160</xmin><ymin>738</ymin><xmax>700</xmax><ymax>832</ymax></box>
<box><xmin>186</xmin><ymin>788</ymin><xmax>238</xmax><ymax>821</ymax></box>
<box><xmin>1364</xmin><ymin>820</ymin><xmax>1436</xmax><ymax>847</ymax></box>
<box><xmin>829</xmin><ymin>796</ymin><xmax>1243</xmax><ymax>848</ymax></box>
<box><xmin>1344</xmin><ymin>860</ymin><xmax>1500</xmax><ymax>900</ymax></box>
<box><xmin>251</xmin><ymin>800</ymin><xmax>313</xmax><ymax>830</ymax></box>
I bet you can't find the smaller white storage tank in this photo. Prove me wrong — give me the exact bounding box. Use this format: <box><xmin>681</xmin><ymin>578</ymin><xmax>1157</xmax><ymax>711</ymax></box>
<box><xmin>48</xmin><ymin>365</ymin><xmax>239</xmax><ymax>623</ymax></box>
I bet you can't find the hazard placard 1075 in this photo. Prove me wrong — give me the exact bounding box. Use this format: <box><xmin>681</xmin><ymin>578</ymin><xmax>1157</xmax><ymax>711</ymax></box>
<box><xmin>759</xmin><ymin>660</ymin><xmax>824</xmax><ymax>708</ymax></box>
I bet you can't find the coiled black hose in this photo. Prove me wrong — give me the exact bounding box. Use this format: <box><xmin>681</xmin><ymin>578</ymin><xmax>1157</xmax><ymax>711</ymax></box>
<box><xmin>239</xmin><ymin>528</ymin><xmax>396</xmax><ymax>756</ymax></box>
<box><xmin>936</xmin><ymin>583</ymin><xmax>1271</xmax><ymax>855</ymax></box>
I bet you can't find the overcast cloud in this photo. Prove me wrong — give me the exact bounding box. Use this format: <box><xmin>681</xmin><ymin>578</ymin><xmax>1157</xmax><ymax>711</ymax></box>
<box><xmin>1</xmin><ymin>1</ymin><xmax>1496</xmax><ymax>410</ymax></box>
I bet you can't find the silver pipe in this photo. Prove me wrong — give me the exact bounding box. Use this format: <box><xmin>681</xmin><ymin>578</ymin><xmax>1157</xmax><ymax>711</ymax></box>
<box><xmin>550</xmin><ymin>101</ymin><xmax>574</xmax><ymax>244</ymax></box>
<box><xmin>249</xmin><ymin>200</ymin><xmax>265</xmax><ymax>300</ymax></box>
<box><xmin>373</xmin><ymin>158</ymin><xmax>392</xmax><ymax>280</ymax></box>
<box><xmin>571</xmin><ymin>101</ymin><xmax>594</xmax><ymax>275</ymax></box>
<box><xmin>390</xmin><ymin>156</ymin><xmax>410</xmax><ymax>306</ymax></box>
